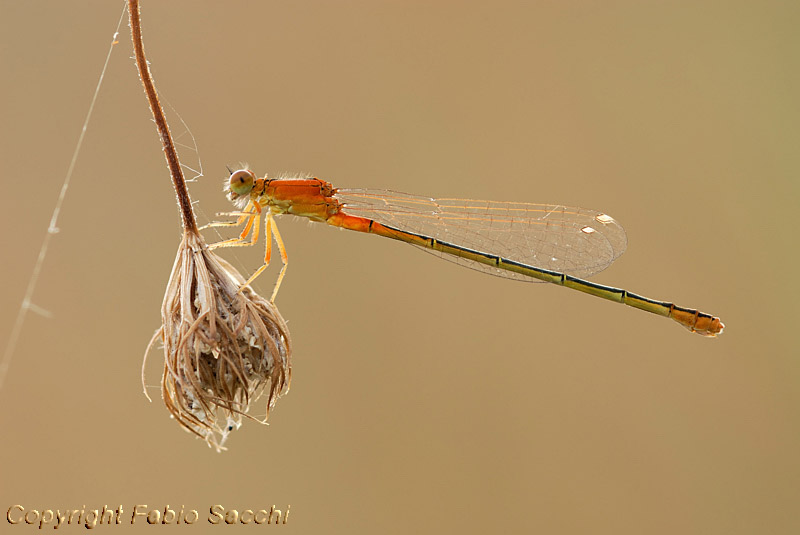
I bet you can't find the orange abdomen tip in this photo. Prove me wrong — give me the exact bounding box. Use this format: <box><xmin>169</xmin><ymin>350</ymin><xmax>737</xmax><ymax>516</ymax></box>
<box><xmin>670</xmin><ymin>305</ymin><xmax>725</xmax><ymax>337</ymax></box>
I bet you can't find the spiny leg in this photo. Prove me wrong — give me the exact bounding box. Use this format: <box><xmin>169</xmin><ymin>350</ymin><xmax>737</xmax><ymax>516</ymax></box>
<box><xmin>202</xmin><ymin>201</ymin><xmax>255</xmax><ymax>248</ymax></box>
<box><xmin>238</xmin><ymin>212</ymin><xmax>273</xmax><ymax>292</ymax></box>
<box><xmin>200</xmin><ymin>200</ymin><xmax>256</xmax><ymax>231</ymax></box>
<box><xmin>211</xmin><ymin>213</ymin><xmax>261</xmax><ymax>250</ymax></box>
<box><xmin>239</xmin><ymin>211</ymin><xmax>288</xmax><ymax>303</ymax></box>
<box><xmin>237</xmin><ymin>206</ymin><xmax>258</xmax><ymax>241</ymax></box>
<box><xmin>208</xmin><ymin>203</ymin><xmax>262</xmax><ymax>250</ymax></box>
<box><xmin>268</xmin><ymin>213</ymin><xmax>289</xmax><ymax>303</ymax></box>
<box><xmin>200</xmin><ymin>212</ymin><xmax>252</xmax><ymax>229</ymax></box>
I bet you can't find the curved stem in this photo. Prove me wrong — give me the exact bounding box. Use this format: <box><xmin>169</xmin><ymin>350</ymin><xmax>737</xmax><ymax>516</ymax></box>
<box><xmin>127</xmin><ymin>0</ymin><xmax>198</xmax><ymax>234</ymax></box>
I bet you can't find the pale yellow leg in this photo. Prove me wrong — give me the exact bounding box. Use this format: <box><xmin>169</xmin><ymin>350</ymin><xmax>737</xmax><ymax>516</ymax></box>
<box><xmin>239</xmin><ymin>211</ymin><xmax>288</xmax><ymax>303</ymax></box>
<box><xmin>199</xmin><ymin>212</ymin><xmax>252</xmax><ymax>229</ymax></box>
<box><xmin>208</xmin><ymin>203</ymin><xmax>262</xmax><ymax>250</ymax></box>
<box><xmin>199</xmin><ymin>201</ymin><xmax>255</xmax><ymax>231</ymax></box>
<box><xmin>269</xmin><ymin>214</ymin><xmax>288</xmax><ymax>303</ymax></box>
<box><xmin>239</xmin><ymin>211</ymin><xmax>257</xmax><ymax>241</ymax></box>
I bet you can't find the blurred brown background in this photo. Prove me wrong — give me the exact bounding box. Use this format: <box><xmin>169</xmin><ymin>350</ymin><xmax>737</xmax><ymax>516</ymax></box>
<box><xmin>1</xmin><ymin>1</ymin><xmax>798</xmax><ymax>533</ymax></box>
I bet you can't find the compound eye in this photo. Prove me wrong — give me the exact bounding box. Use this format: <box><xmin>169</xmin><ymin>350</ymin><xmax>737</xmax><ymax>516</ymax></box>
<box><xmin>229</xmin><ymin>169</ymin><xmax>255</xmax><ymax>195</ymax></box>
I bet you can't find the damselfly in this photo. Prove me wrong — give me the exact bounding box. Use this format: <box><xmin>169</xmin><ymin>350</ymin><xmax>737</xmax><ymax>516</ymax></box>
<box><xmin>203</xmin><ymin>169</ymin><xmax>724</xmax><ymax>337</ymax></box>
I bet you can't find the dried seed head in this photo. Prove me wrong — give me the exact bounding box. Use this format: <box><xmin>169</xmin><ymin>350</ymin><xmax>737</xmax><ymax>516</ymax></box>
<box><xmin>144</xmin><ymin>230</ymin><xmax>291</xmax><ymax>451</ymax></box>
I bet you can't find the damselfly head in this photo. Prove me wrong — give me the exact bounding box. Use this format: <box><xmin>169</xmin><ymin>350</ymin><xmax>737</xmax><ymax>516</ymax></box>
<box><xmin>225</xmin><ymin>168</ymin><xmax>256</xmax><ymax>204</ymax></box>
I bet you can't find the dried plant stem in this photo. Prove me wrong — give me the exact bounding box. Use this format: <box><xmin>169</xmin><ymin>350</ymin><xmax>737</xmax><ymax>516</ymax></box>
<box><xmin>127</xmin><ymin>0</ymin><xmax>197</xmax><ymax>234</ymax></box>
<box><xmin>128</xmin><ymin>0</ymin><xmax>292</xmax><ymax>450</ymax></box>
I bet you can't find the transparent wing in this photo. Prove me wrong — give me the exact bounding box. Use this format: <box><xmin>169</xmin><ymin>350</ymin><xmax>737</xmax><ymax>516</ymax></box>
<box><xmin>335</xmin><ymin>189</ymin><xmax>628</xmax><ymax>281</ymax></box>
